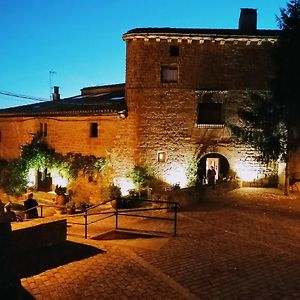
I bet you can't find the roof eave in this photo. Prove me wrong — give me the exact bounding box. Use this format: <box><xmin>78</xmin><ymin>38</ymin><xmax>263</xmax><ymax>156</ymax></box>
<box><xmin>0</xmin><ymin>110</ymin><xmax>123</xmax><ymax>118</ymax></box>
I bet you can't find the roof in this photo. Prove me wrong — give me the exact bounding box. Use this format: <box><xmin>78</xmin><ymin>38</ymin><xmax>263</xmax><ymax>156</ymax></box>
<box><xmin>0</xmin><ymin>84</ymin><xmax>126</xmax><ymax>118</ymax></box>
<box><xmin>123</xmin><ymin>28</ymin><xmax>280</xmax><ymax>39</ymax></box>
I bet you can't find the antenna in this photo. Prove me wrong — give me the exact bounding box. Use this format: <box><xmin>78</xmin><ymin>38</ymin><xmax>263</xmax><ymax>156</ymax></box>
<box><xmin>49</xmin><ymin>70</ymin><xmax>57</xmax><ymax>100</ymax></box>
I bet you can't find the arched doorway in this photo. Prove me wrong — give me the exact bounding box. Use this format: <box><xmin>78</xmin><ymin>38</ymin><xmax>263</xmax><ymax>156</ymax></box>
<box><xmin>198</xmin><ymin>153</ymin><xmax>229</xmax><ymax>185</ymax></box>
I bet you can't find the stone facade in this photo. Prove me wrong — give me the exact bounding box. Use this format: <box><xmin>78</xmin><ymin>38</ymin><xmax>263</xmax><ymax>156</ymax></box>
<box><xmin>0</xmin><ymin>10</ymin><xmax>287</xmax><ymax>201</ymax></box>
<box><xmin>123</xmin><ymin>27</ymin><xmax>279</xmax><ymax>187</ymax></box>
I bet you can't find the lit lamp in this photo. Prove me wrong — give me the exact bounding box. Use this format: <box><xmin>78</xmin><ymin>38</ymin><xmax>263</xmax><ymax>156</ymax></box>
<box><xmin>157</xmin><ymin>151</ymin><xmax>167</xmax><ymax>162</ymax></box>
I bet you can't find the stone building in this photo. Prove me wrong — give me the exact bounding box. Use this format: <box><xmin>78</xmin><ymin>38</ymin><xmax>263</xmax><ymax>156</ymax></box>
<box><xmin>0</xmin><ymin>9</ymin><xmax>285</xmax><ymax>201</ymax></box>
<box><xmin>122</xmin><ymin>8</ymin><xmax>281</xmax><ymax>188</ymax></box>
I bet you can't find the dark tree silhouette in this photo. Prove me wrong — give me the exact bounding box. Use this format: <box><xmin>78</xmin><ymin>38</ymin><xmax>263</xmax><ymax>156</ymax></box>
<box><xmin>230</xmin><ymin>0</ymin><xmax>300</xmax><ymax>194</ymax></box>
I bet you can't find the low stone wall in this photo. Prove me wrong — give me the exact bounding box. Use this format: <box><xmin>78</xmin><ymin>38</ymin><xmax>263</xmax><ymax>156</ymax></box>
<box><xmin>11</xmin><ymin>218</ymin><xmax>67</xmax><ymax>253</ymax></box>
<box><xmin>0</xmin><ymin>222</ymin><xmax>21</xmax><ymax>298</ymax></box>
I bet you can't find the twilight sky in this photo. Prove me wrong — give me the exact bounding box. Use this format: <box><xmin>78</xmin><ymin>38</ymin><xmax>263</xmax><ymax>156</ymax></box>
<box><xmin>0</xmin><ymin>0</ymin><xmax>287</xmax><ymax>108</ymax></box>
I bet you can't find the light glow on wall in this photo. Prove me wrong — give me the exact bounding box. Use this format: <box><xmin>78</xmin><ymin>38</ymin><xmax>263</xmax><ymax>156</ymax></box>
<box><xmin>235</xmin><ymin>163</ymin><xmax>260</xmax><ymax>182</ymax></box>
<box><xmin>27</xmin><ymin>168</ymin><xmax>35</xmax><ymax>187</ymax></box>
<box><xmin>114</xmin><ymin>177</ymin><xmax>135</xmax><ymax>196</ymax></box>
<box><xmin>51</xmin><ymin>170</ymin><xmax>68</xmax><ymax>187</ymax></box>
<box><xmin>164</xmin><ymin>163</ymin><xmax>188</xmax><ymax>188</ymax></box>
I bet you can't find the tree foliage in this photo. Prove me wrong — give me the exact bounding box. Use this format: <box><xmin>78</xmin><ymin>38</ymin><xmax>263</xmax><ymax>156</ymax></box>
<box><xmin>274</xmin><ymin>0</ymin><xmax>300</xmax><ymax>150</ymax></box>
<box><xmin>230</xmin><ymin>0</ymin><xmax>300</xmax><ymax>164</ymax></box>
<box><xmin>230</xmin><ymin>92</ymin><xmax>287</xmax><ymax>163</ymax></box>
<box><xmin>128</xmin><ymin>166</ymin><xmax>152</xmax><ymax>189</ymax></box>
<box><xmin>2</xmin><ymin>134</ymin><xmax>106</xmax><ymax>196</ymax></box>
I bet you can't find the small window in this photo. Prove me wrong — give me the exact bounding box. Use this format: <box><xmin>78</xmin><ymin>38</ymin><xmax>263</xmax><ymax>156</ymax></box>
<box><xmin>157</xmin><ymin>151</ymin><xmax>167</xmax><ymax>163</ymax></box>
<box><xmin>197</xmin><ymin>103</ymin><xmax>224</xmax><ymax>126</ymax></box>
<box><xmin>170</xmin><ymin>45</ymin><xmax>179</xmax><ymax>57</ymax></box>
<box><xmin>161</xmin><ymin>67</ymin><xmax>178</xmax><ymax>83</ymax></box>
<box><xmin>90</xmin><ymin>122</ymin><xmax>98</xmax><ymax>137</ymax></box>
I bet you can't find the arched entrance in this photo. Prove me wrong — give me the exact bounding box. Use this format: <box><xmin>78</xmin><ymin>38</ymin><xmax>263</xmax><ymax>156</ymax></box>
<box><xmin>198</xmin><ymin>153</ymin><xmax>229</xmax><ymax>185</ymax></box>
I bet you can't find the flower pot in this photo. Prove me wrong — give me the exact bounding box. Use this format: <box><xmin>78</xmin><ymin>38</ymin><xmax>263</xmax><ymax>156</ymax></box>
<box><xmin>110</xmin><ymin>198</ymin><xmax>124</xmax><ymax>209</ymax></box>
<box><xmin>67</xmin><ymin>207</ymin><xmax>76</xmax><ymax>215</ymax></box>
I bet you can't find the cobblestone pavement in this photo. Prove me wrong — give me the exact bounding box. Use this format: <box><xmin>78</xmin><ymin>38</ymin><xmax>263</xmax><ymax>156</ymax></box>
<box><xmin>20</xmin><ymin>188</ymin><xmax>300</xmax><ymax>299</ymax></box>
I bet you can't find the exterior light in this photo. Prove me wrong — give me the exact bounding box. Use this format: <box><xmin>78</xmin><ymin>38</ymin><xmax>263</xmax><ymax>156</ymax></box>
<box><xmin>235</xmin><ymin>163</ymin><xmax>259</xmax><ymax>181</ymax></box>
<box><xmin>164</xmin><ymin>163</ymin><xmax>188</xmax><ymax>188</ymax></box>
<box><xmin>114</xmin><ymin>177</ymin><xmax>135</xmax><ymax>196</ymax></box>
<box><xmin>27</xmin><ymin>168</ymin><xmax>36</xmax><ymax>187</ymax></box>
<box><xmin>157</xmin><ymin>151</ymin><xmax>167</xmax><ymax>162</ymax></box>
<box><xmin>51</xmin><ymin>170</ymin><xmax>68</xmax><ymax>187</ymax></box>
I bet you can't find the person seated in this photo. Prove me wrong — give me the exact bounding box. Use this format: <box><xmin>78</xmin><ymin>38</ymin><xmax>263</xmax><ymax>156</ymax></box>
<box><xmin>24</xmin><ymin>193</ymin><xmax>38</xmax><ymax>218</ymax></box>
<box><xmin>4</xmin><ymin>202</ymin><xmax>17</xmax><ymax>222</ymax></box>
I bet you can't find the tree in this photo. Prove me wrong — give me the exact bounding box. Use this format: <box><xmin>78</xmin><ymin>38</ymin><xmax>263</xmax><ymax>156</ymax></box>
<box><xmin>274</xmin><ymin>0</ymin><xmax>300</xmax><ymax>194</ymax></box>
<box><xmin>230</xmin><ymin>0</ymin><xmax>300</xmax><ymax>194</ymax></box>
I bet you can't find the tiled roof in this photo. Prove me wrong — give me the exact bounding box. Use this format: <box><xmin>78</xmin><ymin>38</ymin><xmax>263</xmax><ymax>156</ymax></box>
<box><xmin>0</xmin><ymin>84</ymin><xmax>126</xmax><ymax>117</ymax></box>
<box><xmin>123</xmin><ymin>28</ymin><xmax>280</xmax><ymax>38</ymax></box>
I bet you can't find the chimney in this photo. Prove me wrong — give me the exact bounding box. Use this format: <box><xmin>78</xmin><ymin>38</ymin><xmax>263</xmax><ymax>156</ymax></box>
<box><xmin>52</xmin><ymin>86</ymin><xmax>60</xmax><ymax>101</ymax></box>
<box><xmin>239</xmin><ymin>8</ymin><xmax>257</xmax><ymax>33</ymax></box>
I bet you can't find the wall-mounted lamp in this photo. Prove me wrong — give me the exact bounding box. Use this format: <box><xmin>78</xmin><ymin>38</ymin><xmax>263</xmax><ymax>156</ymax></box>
<box><xmin>157</xmin><ymin>151</ymin><xmax>167</xmax><ymax>162</ymax></box>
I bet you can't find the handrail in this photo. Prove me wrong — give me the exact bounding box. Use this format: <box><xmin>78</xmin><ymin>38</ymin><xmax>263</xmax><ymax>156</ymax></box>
<box><xmin>21</xmin><ymin>198</ymin><xmax>179</xmax><ymax>238</ymax></box>
<box><xmin>65</xmin><ymin>198</ymin><xmax>180</xmax><ymax>239</ymax></box>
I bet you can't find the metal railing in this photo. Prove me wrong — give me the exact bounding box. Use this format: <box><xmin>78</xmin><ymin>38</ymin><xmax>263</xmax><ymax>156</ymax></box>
<box><xmin>66</xmin><ymin>198</ymin><xmax>180</xmax><ymax>239</ymax></box>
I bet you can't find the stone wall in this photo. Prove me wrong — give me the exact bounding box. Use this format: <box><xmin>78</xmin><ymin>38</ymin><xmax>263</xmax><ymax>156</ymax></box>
<box><xmin>0</xmin><ymin>114</ymin><xmax>138</xmax><ymax>201</ymax></box>
<box><xmin>0</xmin><ymin>116</ymin><xmax>136</xmax><ymax>163</ymax></box>
<box><xmin>125</xmin><ymin>39</ymin><xmax>273</xmax><ymax>90</ymax></box>
<box><xmin>125</xmin><ymin>37</ymin><xmax>277</xmax><ymax>187</ymax></box>
<box><xmin>11</xmin><ymin>218</ymin><xmax>67</xmax><ymax>253</ymax></box>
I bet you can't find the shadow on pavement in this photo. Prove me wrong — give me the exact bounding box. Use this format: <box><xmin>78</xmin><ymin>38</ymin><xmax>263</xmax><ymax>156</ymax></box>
<box><xmin>15</xmin><ymin>241</ymin><xmax>104</xmax><ymax>278</ymax></box>
<box><xmin>92</xmin><ymin>228</ymin><xmax>163</xmax><ymax>240</ymax></box>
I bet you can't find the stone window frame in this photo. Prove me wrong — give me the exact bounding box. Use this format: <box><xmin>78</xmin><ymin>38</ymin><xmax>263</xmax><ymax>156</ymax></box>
<box><xmin>196</xmin><ymin>93</ymin><xmax>225</xmax><ymax>128</ymax></box>
<box><xmin>161</xmin><ymin>66</ymin><xmax>178</xmax><ymax>83</ymax></box>
<box><xmin>90</xmin><ymin>122</ymin><xmax>99</xmax><ymax>138</ymax></box>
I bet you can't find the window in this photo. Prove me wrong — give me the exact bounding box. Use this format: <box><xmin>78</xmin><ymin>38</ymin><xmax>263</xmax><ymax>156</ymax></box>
<box><xmin>170</xmin><ymin>45</ymin><xmax>179</xmax><ymax>57</ymax></box>
<box><xmin>157</xmin><ymin>151</ymin><xmax>167</xmax><ymax>162</ymax></box>
<box><xmin>39</xmin><ymin>123</ymin><xmax>47</xmax><ymax>137</ymax></box>
<box><xmin>90</xmin><ymin>122</ymin><xmax>98</xmax><ymax>137</ymax></box>
<box><xmin>197</xmin><ymin>103</ymin><xmax>224</xmax><ymax>127</ymax></box>
<box><xmin>161</xmin><ymin>67</ymin><xmax>178</xmax><ymax>83</ymax></box>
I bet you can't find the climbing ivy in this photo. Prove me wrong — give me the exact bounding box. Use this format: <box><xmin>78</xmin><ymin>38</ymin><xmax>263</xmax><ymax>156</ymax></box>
<box><xmin>2</xmin><ymin>133</ymin><xmax>106</xmax><ymax>196</ymax></box>
<box><xmin>186</xmin><ymin>158</ymin><xmax>199</xmax><ymax>187</ymax></box>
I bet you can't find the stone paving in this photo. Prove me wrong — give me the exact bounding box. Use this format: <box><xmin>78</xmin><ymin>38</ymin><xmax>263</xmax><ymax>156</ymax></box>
<box><xmin>20</xmin><ymin>188</ymin><xmax>300</xmax><ymax>299</ymax></box>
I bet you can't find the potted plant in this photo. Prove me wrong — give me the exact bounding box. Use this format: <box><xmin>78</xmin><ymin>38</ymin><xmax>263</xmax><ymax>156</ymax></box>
<box><xmin>54</xmin><ymin>185</ymin><xmax>67</xmax><ymax>214</ymax></box>
<box><xmin>66</xmin><ymin>200</ymin><xmax>76</xmax><ymax>214</ymax></box>
<box><xmin>109</xmin><ymin>184</ymin><xmax>122</xmax><ymax>209</ymax></box>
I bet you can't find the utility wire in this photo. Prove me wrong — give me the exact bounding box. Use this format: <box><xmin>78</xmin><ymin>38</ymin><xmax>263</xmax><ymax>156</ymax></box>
<box><xmin>0</xmin><ymin>90</ymin><xmax>49</xmax><ymax>102</ymax></box>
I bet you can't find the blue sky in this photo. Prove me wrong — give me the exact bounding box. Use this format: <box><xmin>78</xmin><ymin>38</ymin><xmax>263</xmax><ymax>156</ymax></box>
<box><xmin>0</xmin><ymin>0</ymin><xmax>287</xmax><ymax>108</ymax></box>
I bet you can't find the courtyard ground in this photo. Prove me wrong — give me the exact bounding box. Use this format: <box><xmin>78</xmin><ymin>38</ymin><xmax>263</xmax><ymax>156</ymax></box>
<box><xmin>19</xmin><ymin>187</ymin><xmax>300</xmax><ymax>299</ymax></box>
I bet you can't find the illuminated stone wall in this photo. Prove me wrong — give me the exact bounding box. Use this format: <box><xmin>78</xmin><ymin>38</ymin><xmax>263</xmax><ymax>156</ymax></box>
<box><xmin>0</xmin><ymin>115</ymin><xmax>136</xmax><ymax>169</ymax></box>
<box><xmin>125</xmin><ymin>36</ymin><xmax>277</xmax><ymax>187</ymax></box>
<box><xmin>0</xmin><ymin>114</ymin><xmax>138</xmax><ymax>201</ymax></box>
